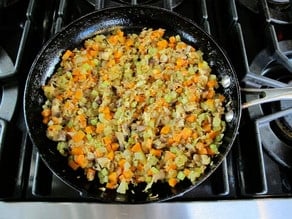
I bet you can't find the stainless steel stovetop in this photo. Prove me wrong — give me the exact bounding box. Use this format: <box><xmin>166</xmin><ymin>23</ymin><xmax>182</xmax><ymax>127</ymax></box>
<box><xmin>0</xmin><ymin>0</ymin><xmax>292</xmax><ymax>218</ymax></box>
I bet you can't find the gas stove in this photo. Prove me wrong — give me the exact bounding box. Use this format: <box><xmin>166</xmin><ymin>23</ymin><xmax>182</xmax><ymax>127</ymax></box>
<box><xmin>0</xmin><ymin>0</ymin><xmax>292</xmax><ymax>207</ymax></box>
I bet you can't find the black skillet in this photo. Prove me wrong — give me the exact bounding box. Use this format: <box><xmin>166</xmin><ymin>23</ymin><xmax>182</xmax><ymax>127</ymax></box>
<box><xmin>24</xmin><ymin>6</ymin><xmax>241</xmax><ymax>203</ymax></box>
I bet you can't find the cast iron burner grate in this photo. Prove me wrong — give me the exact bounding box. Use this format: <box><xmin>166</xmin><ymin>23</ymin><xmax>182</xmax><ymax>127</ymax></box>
<box><xmin>85</xmin><ymin>0</ymin><xmax>184</xmax><ymax>9</ymax></box>
<box><xmin>245</xmin><ymin>40</ymin><xmax>292</xmax><ymax>168</ymax></box>
<box><xmin>239</xmin><ymin>0</ymin><xmax>292</xmax><ymax>24</ymax></box>
<box><xmin>1</xmin><ymin>0</ymin><xmax>292</xmax><ymax>202</ymax></box>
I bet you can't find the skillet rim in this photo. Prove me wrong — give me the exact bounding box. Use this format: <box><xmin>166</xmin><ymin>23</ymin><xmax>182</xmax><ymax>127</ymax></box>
<box><xmin>23</xmin><ymin>5</ymin><xmax>241</xmax><ymax>203</ymax></box>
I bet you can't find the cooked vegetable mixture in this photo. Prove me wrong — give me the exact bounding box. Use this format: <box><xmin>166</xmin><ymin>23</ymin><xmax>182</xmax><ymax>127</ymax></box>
<box><xmin>41</xmin><ymin>28</ymin><xmax>226</xmax><ymax>194</ymax></box>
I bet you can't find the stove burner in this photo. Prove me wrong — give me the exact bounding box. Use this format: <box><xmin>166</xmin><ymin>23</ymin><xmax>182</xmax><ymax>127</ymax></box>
<box><xmin>247</xmin><ymin>40</ymin><xmax>292</xmax><ymax>168</ymax></box>
<box><xmin>264</xmin><ymin>65</ymin><xmax>292</xmax><ymax>144</ymax></box>
<box><xmin>272</xmin><ymin>101</ymin><xmax>292</xmax><ymax>142</ymax></box>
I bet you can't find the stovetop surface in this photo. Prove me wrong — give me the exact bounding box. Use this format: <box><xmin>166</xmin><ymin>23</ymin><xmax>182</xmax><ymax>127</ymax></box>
<box><xmin>0</xmin><ymin>0</ymin><xmax>292</xmax><ymax>202</ymax></box>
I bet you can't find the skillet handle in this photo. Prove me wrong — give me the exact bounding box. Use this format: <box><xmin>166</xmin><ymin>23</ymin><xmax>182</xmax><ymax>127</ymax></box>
<box><xmin>241</xmin><ymin>87</ymin><xmax>292</xmax><ymax>109</ymax></box>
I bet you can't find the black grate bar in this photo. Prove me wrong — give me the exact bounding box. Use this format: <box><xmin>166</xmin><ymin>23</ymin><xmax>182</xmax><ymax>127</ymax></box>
<box><xmin>266</xmin><ymin>24</ymin><xmax>292</xmax><ymax>72</ymax></box>
<box><xmin>94</xmin><ymin>0</ymin><xmax>105</xmax><ymax>10</ymax></box>
<box><xmin>255</xmin><ymin>107</ymin><xmax>292</xmax><ymax>168</ymax></box>
<box><xmin>32</xmin><ymin>153</ymin><xmax>53</xmax><ymax>197</ymax></box>
<box><xmin>0</xmin><ymin>0</ymin><xmax>33</xmax><ymax>80</ymax></box>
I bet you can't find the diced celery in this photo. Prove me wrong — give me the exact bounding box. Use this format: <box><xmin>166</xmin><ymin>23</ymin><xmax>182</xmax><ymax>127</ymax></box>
<box><xmin>98</xmin><ymin>168</ymin><xmax>109</xmax><ymax>184</ymax></box>
<box><xmin>209</xmin><ymin>144</ymin><xmax>219</xmax><ymax>154</ymax></box>
<box><xmin>117</xmin><ymin>180</ymin><xmax>128</xmax><ymax>194</ymax></box>
<box><xmin>57</xmin><ymin>142</ymin><xmax>68</xmax><ymax>156</ymax></box>
<box><xmin>177</xmin><ymin>171</ymin><xmax>185</xmax><ymax>181</ymax></box>
<box><xmin>174</xmin><ymin>154</ymin><xmax>188</xmax><ymax>168</ymax></box>
<box><xmin>89</xmin><ymin>118</ymin><xmax>98</xmax><ymax>125</ymax></box>
<box><xmin>212</xmin><ymin>116</ymin><xmax>221</xmax><ymax>129</ymax></box>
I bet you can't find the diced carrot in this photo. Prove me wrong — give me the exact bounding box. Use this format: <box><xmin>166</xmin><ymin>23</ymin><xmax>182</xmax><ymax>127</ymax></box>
<box><xmin>189</xmin><ymin>94</ymin><xmax>198</xmax><ymax>102</ymax></box>
<box><xmin>108</xmin><ymin>172</ymin><xmax>118</xmax><ymax>184</ymax></box>
<box><xmin>111</xmin><ymin>143</ymin><xmax>119</xmax><ymax>151</ymax></box>
<box><xmin>88</xmin><ymin>49</ymin><xmax>98</xmax><ymax>57</ymax></box>
<box><xmin>164</xmin><ymin>151</ymin><xmax>176</xmax><ymax>160</ymax></box>
<box><xmin>176</xmin><ymin>41</ymin><xmax>187</xmax><ymax>50</ymax></box>
<box><xmin>100</xmin><ymin>106</ymin><xmax>112</xmax><ymax>120</ymax></box>
<box><xmin>168</xmin><ymin>178</ymin><xmax>178</xmax><ymax>187</ymax></box>
<box><xmin>106</xmin><ymin>59</ymin><xmax>116</xmax><ymax>68</ymax></box>
<box><xmin>205</xmin><ymin>99</ymin><xmax>215</xmax><ymax>109</ymax></box>
<box><xmin>74</xmin><ymin>89</ymin><xmax>83</xmax><ymax>100</ymax></box>
<box><xmin>138</xmin><ymin>44</ymin><xmax>146</xmax><ymax>54</ymax></box>
<box><xmin>150</xmin><ymin>28</ymin><xmax>165</xmax><ymax>39</ymax></box>
<box><xmin>113</xmin><ymin>50</ymin><xmax>123</xmax><ymax>60</ymax></box>
<box><xmin>103</xmin><ymin>136</ymin><xmax>112</xmax><ymax>146</ymax></box>
<box><xmin>206</xmin><ymin>147</ymin><xmax>216</xmax><ymax>156</ymax></box>
<box><xmin>71</xmin><ymin>146</ymin><xmax>84</xmax><ymax>155</ymax></box>
<box><xmin>86</xmin><ymin>168</ymin><xmax>96</xmax><ymax>181</ymax></box>
<box><xmin>186</xmin><ymin>114</ymin><xmax>196</xmax><ymax>123</ymax></box>
<box><xmin>192</xmin><ymin>74</ymin><xmax>200</xmax><ymax>83</ymax></box>
<box><xmin>108</xmin><ymin>35</ymin><xmax>119</xmax><ymax>45</ymax></box>
<box><xmin>198</xmin><ymin>148</ymin><xmax>208</xmax><ymax>155</ymax></box>
<box><xmin>173</xmin><ymin>132</ymin><xmax>182</xmax><ymax>143</ymax></box>
<box><xmin>125</xmin><ymin>38</ymin><xmax>134</xmax><ymax>47</ymax></box>
<box><xmin>42</xmin><ymin>117</ymin><xmax>50</xmax><ymax>124</ymax></box>
<box><xmin>208</xmin><ymin>131</ymin><xmax>219</xmax><ymax>140</ymax></box>
<box><xmin>95</xmin><ymin>123</ymin><xmax>104</xmax><ymax>134</ymax></box>
<box><xmin>94</xmin><ymin>149</ymin><xmax>104</xmax><ymax>158</ymax></box>
<box><xmin>134</xmin><ymin>94</ymin><xmax>145</xmax><ymax>103</ymax></box>
<box><xmin>123</xmin><ymin>170</ymin><xmax>133</xmax><ymax>180</ymax></box>
<box><xmin>176</xmin><ymin>58</ymin><xmax>187</xmax><ymax>67</ymax></box>
<box><xmin>74</xmin><ymin>154</ymin><xmax>88</xmax><ymax>168</ymax></box>
<box><xmin>107</xmin><ymin>150</ymin><xmax>114</xmax><ymax>161</ymax></box>
<box><xmin>131</xmin><ymin>142</ymin><xmax>142</xmax><ymax>152</ymax></box>
<box><xmin>91</xmin><ymin>43</ymin><xmax>99</xmax><ymax>51</ymax></box>
<box><xmin>196</xmin><ymin>142</ymin><xmax>208</xmax><ymax>155</ymax></box>
<box><xmin>137</xmin><ymin>163</ymin><xmax>144</xmax><ymax>171</ymax></box>
<box><xmin>169</xmin><ymin>36</ymin><xmax>176</xmax><ymax>44</ymax></box>
<box><xmin>118</xmin><ymin>159</ymin><xmax>126</xmax><ymax>169</ymax></box>
<box><xmin>183</xmin><ymin>79</ymin><xmax>193</xmax><ymax>87</ymax></box>
<box><xmin>207</xmin><ymin>79</ymin><xmax>218</xmax><ymax>88</ymax></box>
<box><xmin>183</xmin><ymin>168</ymin><xmax>190</xmax><ymax>176</ymax></box>
<box><xmin>124</xmin><ymin>82</ymin><xmax>135</xmax><ymax>89</ymax></box>
<box><xmin>176</xmin><ymin>87</ymin><xmax>183</xmax><ymax>94</ymax></box>
<box><xmin>219</xmin><ymin>94</ymin><xmax>225</xmax><ymax>102</ymax></box>
<box><xmin>85</xmin><ymin>125</ymin><xmax>95</xmax><ymax>134</ymax></box>
<box><xmin>157</xmin><ymin>39</ymin><xmax>168</xmax><ymax>50</ymax></box>
<box><xmin>76</xmin><ymin>114</ymin><xmax>87</xmax><ymax>128</ymax></box>
<box><xmin>147</xmin><ymin>169</ymin><xmax>153</xmax><ymax>176</ymax></box>
<box><xmin>41</xmin><ymin>109</ymin><xmax>51</xmax><ymax>117</ymax></box>
<box><xmin>150</xmin><ymin>149</ymin><xmax>162</xmax><ymax>157</ymax></box>
<box><xmin>203</xmin><ymin>123</ymin><xmax>212</xmax><ymax>133</ymax></box>
<box><xmin>68</xmin><ymin>159</ymin><xmax>79</xmax><ymax>170</ymax></box>
<box><xmin>72</xmin><ymin>130</ymin><xmax>85</xmax><ymax>142</ymax></box>
<box><xmin>51</xmin><ymin>116</ymin><xmax>61</xmax><ymax>124</ymax></box>
<box><xmin>106</xmin><ymin>182</ymin><xmax>117</xmax><ymax>189</ymax></box>
<box><xmin>192</xmin><ymin>131</ymin><xmax>199</xmax><ymax>139</ymax></box>
<box><xmin>62</xmin><ymin>50</ymin><xmax>73</xmax><ymax>61</ymax></box>
<box><xmin>160</xmin><ymin>125</ymin><xmax>170</xmax><ymax>135</ymax></box>
<box><xmin>181</xmin><ymin>127</ymin><xmax>192</xmax><ymax>140</ymax></box>
<box><xmin>206</xmin><ymin>89</ymin><xmax>215</xmax><ymax>99</ymax></box>
<box><xmin>165</xmin><ymin>162</ymin><xmax>177</xmax><ymax>171</ymax></box>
